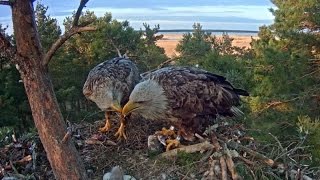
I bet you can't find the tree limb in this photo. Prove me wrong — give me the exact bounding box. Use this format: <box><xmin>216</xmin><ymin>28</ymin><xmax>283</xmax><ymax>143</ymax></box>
<box><xmin>43</xmin><ymin>0</ymin><xmax>96</xmax><ymax>66</ymax></box>
<box><xmin>73</xmin><ymin>0</ymin><xmax>89</xmax><ymax>27</ymax></box>
<box><xmin>43</xmin><ymin>26</ymin><xmax>96</xmax><ymax>65</ymax></box>
<box><xmin>0</xmin><ymin>0</ymin><xmax>12</xmax><ymax>6</ymax></box>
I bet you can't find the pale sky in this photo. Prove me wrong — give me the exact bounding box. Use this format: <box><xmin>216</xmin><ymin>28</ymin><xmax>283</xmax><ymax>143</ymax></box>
<box><xmin>0</xmin><ymin>0</ymin><xmax>275</xmax><ymax>34</ymax></box>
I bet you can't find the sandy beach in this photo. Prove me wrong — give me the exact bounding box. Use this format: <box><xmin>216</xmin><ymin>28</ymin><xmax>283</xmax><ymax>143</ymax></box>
<box><xmin>156</xmin><ymin>34</ymin><xmax>257</xmax><ymax>57</ymax></box>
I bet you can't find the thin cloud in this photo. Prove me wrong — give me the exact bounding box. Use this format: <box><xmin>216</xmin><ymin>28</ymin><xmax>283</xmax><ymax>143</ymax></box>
<box><xmin>0</xmin><ymin>1</ymin><xmax>275</xmax><ymax>34</ymax></box>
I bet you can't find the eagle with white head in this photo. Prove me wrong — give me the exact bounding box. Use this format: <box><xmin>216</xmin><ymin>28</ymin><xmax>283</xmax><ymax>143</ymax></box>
<box><xmin>122</xmin><ymin>66</ymin><xmax>248</xmax><ymax>144</ymax></box>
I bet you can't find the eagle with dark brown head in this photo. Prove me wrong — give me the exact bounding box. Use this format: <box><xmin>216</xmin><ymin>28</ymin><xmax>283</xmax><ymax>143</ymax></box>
<box><xmin>83</xmin><ymin>57</ymin><xmax>140</xmax><ymax>139</ymax></box>
<box><xmin>122</xmin><ymin>66</ymin><xmax>248</xmax><ymax>147</ymax></box>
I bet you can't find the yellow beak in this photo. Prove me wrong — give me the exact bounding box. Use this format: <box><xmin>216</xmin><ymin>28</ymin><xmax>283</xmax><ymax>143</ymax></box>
<box><xmin>122</xmin><ymin>101</ymin><xmax>139</xmax><ymax>117</ymax></box>
<box><xmin>111</xmin><ymin>102</ymin><xmax>122</xmax><ymax>113</ymax></box>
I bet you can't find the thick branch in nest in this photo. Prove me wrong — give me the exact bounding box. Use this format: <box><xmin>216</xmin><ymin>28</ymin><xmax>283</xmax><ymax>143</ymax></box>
<box><xmin>160</xmin><ymin>141</ymin><xmax>215</xmax><ymax>159</ymax></box>
<box><xmin>226</xmin><ymin>154</ymin><xmax>240</xmax><ymax>180</ymax></box>
<box><xmin>42</xmin><ymin>0</ymin><xmax>96</xmax><ymax>66</ymax></box>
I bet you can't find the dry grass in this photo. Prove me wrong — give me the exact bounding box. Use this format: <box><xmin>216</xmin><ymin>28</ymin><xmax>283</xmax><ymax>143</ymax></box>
<box><xmin>156</xmin><ymin>34</ymin><xmax>258</xmax><ymax>58</ymax></box>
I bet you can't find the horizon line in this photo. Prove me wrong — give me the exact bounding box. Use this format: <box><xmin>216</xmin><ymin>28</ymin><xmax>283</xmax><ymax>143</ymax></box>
<box><xmin>157</xmin><ymin>29</ymin><xmax>258</xmax><ymax>33</ymax></box>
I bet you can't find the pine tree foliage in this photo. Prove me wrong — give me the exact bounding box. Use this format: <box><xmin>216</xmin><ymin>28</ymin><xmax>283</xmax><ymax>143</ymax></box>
<box><xmin>0</xmin><ymin>25</ymin><xmax>32</xmax><ymax>130</ymax></box>
<box><xmin>175</xmin><ymin>1</ymin><xmax>320</xmax><ymax>163</ymax></box>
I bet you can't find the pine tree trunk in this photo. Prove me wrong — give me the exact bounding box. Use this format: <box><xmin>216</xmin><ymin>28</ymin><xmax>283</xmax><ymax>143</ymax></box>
<box><xmin>11</xmin><ymin>0</ymin><xmax>87</xmax><ymax>179</ymax></box>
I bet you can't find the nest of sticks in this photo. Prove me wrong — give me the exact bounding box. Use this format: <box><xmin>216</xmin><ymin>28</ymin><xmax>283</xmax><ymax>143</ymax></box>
<box><xmin>1</xmin><ymin>115</ymin><xmax>319</xmax><ymax>179</ymax></box>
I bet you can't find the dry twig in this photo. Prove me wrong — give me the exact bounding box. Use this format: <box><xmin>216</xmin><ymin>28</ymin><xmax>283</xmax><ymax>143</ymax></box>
<box><xmin>226</xmin><ymin>154</ymin><xmax>240</xmax><ymax>180</ymax></box>
<box><xmin>220</xmin><ymin>156</ymin><xmax>227</xmax><ymax>180</ymax></box>
<box><xmin>160</xmin><ymin>141</ymin><xmax>215</xmax><ymax>159</ymax></box>
<box><xmin>226</xmin><ymin>140</ymin><xmax>277</xmax><ymax>167</ymax></box>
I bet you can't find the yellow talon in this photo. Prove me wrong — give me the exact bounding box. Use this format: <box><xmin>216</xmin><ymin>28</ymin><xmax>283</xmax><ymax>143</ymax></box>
<box><xmin>114</xmin><ymin>115</ymin><xmax>127</xmax><ymax>140</ymax></box>
<box><xmin>99</xmin><ymin>112</ymin><xmax>112</xmax><ymax>133</ymax></box>
<box><xmin>165</xmin><ymin>139</ymin><xmax>180</xmax><ymax>151</ymax></box>
<box><xmin>155</xmin><ymin>127</ymin><xmax>176</xmax><ymax>137</ymax></box>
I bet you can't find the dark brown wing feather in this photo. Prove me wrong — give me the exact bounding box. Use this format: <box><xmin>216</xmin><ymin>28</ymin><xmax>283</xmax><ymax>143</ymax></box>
<box><xmin>83</xmin><ymin>57</ymin><xmax>140</xmax><ymax>106</ymax></box>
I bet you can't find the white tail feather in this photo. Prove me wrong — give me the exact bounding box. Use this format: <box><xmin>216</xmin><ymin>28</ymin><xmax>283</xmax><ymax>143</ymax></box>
<box><xmin>231</xmin><ymin>106</ymin><xmax>244</xmax><ymax>117</ymax></box>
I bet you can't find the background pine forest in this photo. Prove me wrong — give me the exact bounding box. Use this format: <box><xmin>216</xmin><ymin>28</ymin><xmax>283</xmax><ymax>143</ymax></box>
<box><xmin>1</xmin><ymin>0</ymin><xmax>320</xmax><ymax>177</ymax></box>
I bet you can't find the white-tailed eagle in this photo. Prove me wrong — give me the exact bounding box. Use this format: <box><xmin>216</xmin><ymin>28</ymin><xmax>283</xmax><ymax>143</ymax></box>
<box><xmin>122</xmin><ymin>66</ymin><xmax>248</xmax><ymax>146</ymax></box>
<box><xmin>83</xmin><ymin>57</ymin><xmax>140</xmax><ymax>139</ymax></box>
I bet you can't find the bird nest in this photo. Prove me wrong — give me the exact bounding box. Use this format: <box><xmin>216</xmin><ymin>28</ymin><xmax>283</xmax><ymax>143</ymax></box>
<box><xmin>1</xmin><ymin>115</ymin><xmax>319</xmax><ymax>179</ymax></box>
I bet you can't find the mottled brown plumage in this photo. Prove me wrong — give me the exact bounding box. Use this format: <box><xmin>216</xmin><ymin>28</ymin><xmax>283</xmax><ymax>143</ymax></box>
<box><xmin>83</xmin><ymin>57</ymin><xmax>140</xmax><ymax>138</ymax></box>
<box><xmin>122</xmin><ymin>66</ymin><xmax>248</xmax><ymax>141</ymax></box>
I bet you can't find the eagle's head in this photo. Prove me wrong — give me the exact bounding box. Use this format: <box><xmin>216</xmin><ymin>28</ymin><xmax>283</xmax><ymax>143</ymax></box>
<box><xmin>122</xmin><ymin>79</ymin><xmax>168</xmax><ymax>120</ymax></box>
<box><xmin>83</xmin><ymin>84</ymin><xmax>122</xmax><ymax>112</ymax></box>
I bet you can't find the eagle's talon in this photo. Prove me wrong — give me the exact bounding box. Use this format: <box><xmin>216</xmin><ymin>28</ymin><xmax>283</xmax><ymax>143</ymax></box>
<box><xmin>114</xmin><ymin>122</ymin><xmax>127</xmax><ymax>140</ymax></box>
<box><xmin>99</xmin><ymin>117</ymin><xmax>112</xmax><ymax>133</ymax></box>
<box><xmin>155</xmin><ymin>127</ymin><xmax>176</xmax><ymax>137</ymax></box>
<box><xmin>165</xmin><ymin>138</ymin><xmax>180</xmax><ymax>151</ymax></box>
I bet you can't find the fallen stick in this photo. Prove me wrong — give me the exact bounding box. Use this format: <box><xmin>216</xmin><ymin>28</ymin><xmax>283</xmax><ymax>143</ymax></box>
<box><xmin>226</xmin><ymin>140</ymin><xmax>276</xmax><ymax>167</ymax></box>
<box><xmin>15</xmin><ymin>155</ymin><xmax>32</xmax><ymax>165</ymax></box>
<box><xmin>160</xmin><ymin>141</ymin><xmax>215</xmax><ymax>158</ymax></box>
<box><xmin>226</xmin><ymin>154</ymin><xmax>240</xmax><ymax>180</ymax></box>
<box><xmin>220</xmin><ymin>156</ymin><xmax>227</xmax><ymax>180</ymax></box>
<box><xmin>209</xmin><ymin>159</ymin><xmax>216</xmax><ymax>179</ymax></box>
<box><xmin>237</xmin><ymin>156</ymin><xmax>255</xmax><ymax>165</ymax></box>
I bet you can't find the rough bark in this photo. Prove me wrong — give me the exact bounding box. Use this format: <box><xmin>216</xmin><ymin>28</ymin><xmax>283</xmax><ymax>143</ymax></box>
<box><xmin>2</xmin><ymin>0</ymin><xmax>89</xmax><ymax>179</ymax></box>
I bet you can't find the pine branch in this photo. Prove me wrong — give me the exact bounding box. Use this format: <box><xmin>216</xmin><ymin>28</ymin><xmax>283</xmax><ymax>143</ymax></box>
<box><xmin>43</xmin><ymin>0</ymin><xmax>96</xmax><ymax>66</ymax></box>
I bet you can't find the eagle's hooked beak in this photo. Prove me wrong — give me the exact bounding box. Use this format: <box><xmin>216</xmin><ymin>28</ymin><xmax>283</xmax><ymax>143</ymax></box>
<box><xmin>122</xmin><ymin>101</ymin><xmax>139</xmax><ymax>117</ymax></box>
<box><xmin>111</xmin><ymin>101</ymin><xmax>122</xmax><ymax>113</ymax></box>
